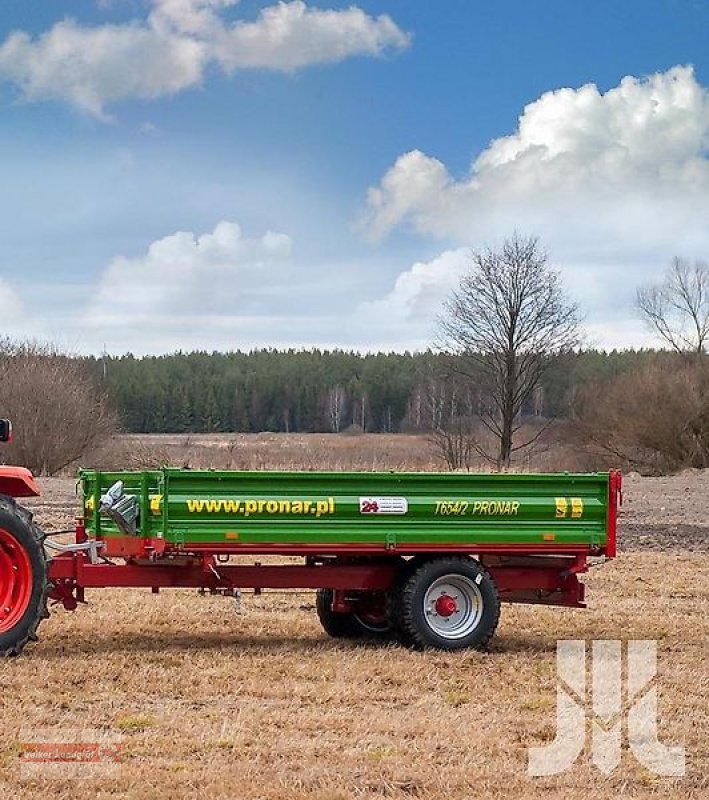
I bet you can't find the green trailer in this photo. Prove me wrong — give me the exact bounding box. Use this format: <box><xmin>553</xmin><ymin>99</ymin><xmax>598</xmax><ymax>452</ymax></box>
<box><xmin>1</xmin><ymin>466</ymin><xmax>622</xmax><ymax>655</ymax></box>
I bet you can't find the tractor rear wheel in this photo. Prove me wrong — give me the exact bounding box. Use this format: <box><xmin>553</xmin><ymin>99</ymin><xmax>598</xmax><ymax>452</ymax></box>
<box><xmin>392</xmin><ymin>557</ymin><xmax>500</xmax><ymax>651</ymax></box>
<box><xmin>316</xmin><ymin>589</ymin><xmax>392</xmax><ymax>639</ymax></box>
<box><xmin>0</xmin><ymin>497</ymin><xmax>49</xmax><ymax>657</ymax></box>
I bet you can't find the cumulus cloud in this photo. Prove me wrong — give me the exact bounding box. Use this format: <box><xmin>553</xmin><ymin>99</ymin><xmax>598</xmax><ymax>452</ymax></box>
<box><xmin>0</xmin><ymin>0</ymin><xmax>410</xmax><ymax>117</ymax></box>
<box><xmin>361</xmin><ymin>66</ymin><xmax>709</xmax><ymax>348</ymax></box>
<box><xmin>81</xmin><ymin>219</ymin><xmax>439</xmax><ymax>353</ymax></box>
<box><xmin>87</xmin><ymin>221</ymin><xmax>293</xmax><ymax>325</ymax></box>
<box><xmin>348</xmin><ymin>248</ymin><xmax>470</xmax><ymax>350</ymax></box>
<box><xmin>363</xmin><ymin>66</ymin><xmax>709</xmax><ymax>243</ymax></box>
<box><xmin>358</xmin><ymin>248</ymin><xmax>468</xmax><ymax>322</ymax></box>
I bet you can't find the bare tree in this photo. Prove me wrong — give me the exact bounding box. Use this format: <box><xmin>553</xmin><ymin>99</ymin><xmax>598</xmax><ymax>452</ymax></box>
<box><xmin>574</xmin><ymin>355</ymin><xmax>709</xmax><ymax>474</ymax></box>
<box><xmin>438</xmin><ymin>234</ymin><xmax>580</xmax><ymax>468</ymax></box>
<box><xmin>0</xmin><ymin>340</ymin><xmax>118</xmax><ymax>475</ymax></box>
<box><xmin>636</xmin><ymin>257</ymin><xmax>709</xmax><ymax>354</ymax></box>
<box><xmin>419</xmin><ymin>363</ymin><xmax>478</xmax><ymax>470</ymax></box>
<box><xmin>428</xmin><ymin>415</ymin><xmax>477</xmax><ymax>471</ymax></box>
<box><xmin>326</xmin><ymin>385</ymin><xmax>346</xmax><ymax>433</ymax></box>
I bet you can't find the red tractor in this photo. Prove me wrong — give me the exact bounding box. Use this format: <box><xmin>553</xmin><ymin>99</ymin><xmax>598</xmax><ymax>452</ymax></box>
<box><xmin>0</xmin><ymin>419</ymin><xmax>49</xmax><ymax>656</ymax></box>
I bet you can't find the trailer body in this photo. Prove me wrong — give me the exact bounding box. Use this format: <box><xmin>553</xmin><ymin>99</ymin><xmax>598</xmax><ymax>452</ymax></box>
<box><xmin>80</xmin><ymin>468</ymin><xmax>617</xmax><ymax>556</ymax></box>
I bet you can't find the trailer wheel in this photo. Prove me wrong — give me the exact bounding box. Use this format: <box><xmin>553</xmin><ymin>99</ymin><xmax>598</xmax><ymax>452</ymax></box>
<box><xmin>0</xmin><ymin>498</ymin><xmax>49</xmax><ymax>657</ymax></box>
<box><xmin>394</xmin><ymin>557</ymin><xmax>500</xmax><ymax>651</ymax></box>
<box><xmin>316</xmin><ymin>589</ymin><xmax>392</xmax><ymax>639</ymax></box>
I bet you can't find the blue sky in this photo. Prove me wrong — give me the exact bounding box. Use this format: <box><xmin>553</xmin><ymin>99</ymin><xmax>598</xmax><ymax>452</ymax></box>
<box><xmin>0</xmin><ymin>0</ymin><xmax>708</xmax><ymax>354</ymax></box>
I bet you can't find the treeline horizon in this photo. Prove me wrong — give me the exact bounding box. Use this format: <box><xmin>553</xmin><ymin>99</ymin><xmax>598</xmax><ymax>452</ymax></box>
<box><xmin>83</xmin><ymin>347</ymin><xmax>662</xmax><ymax>435</ymax></box>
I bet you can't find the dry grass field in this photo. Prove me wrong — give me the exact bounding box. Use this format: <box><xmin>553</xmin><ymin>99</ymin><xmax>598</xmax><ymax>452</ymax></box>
<box><xmin>91</xmin><ymin>431</ymin><xmax>593</xmax><ymax>474</ymax></box>
<box><xmin>99</xmin><ymin>432</ymin><xmax>448</xmax><ymax>473</ymax></box>
<box><xmin>0</xmin><ymin>436</ymin><xmax>707</xmax><ymax>799</ymax></box>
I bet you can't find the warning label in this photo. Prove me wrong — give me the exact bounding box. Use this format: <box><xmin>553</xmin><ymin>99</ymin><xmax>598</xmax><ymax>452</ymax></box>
<box><xmin>359</xmin><ymin>497</ymin><xmax>408</xmax><ymax>515</ymax></box>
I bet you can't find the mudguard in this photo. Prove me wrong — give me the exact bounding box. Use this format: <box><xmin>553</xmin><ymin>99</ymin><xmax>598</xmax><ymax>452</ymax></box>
<box><xmin>0</xmin><ymin>467</ymin><xmax>40</xmax><ymax>498</ymax></box>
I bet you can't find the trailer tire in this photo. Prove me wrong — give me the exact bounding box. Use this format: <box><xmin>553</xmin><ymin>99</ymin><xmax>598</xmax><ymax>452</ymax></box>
<box><xmin>316</xmin><ymin>589</ymin><xmax>391</xmax><ymax>639</ymax></box>
<box><xmin>394</xmin><ymin>557</ymin><xmax>500</xmax><ymax>651</ymax></box>
<box><xmin>0</xmin><ymin>497</ymin><xmax>49</xmax><ymax>658</ymax></box>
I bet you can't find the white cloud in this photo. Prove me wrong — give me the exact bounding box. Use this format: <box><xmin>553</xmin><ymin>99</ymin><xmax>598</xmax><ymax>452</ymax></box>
<box><xmin>87</xmin><ymin>220</ymin><xmax>292</xmax><ymax>326</ymax></box>
<box><xmin>0</xmin><ymin>18</ymin><xmax>206</xmax><ymax>119</ymax></box>
<box><xmin>0</xmin><ymin>279</ymin><xmax>24</xmax><ymax>322</ymax></box>
<box><xmin>79</xmin><ymin>219</ymin><xmax>438</xmax><ymax>354</ymax></box>
<box><xmin>364</xmin><ymin>66</ymin><xmax>709</xmax><ymax>244</ymax></box>
<box><xmin>361</xmin><ymin>66</ymin><xmax>709</xmax><ymax>348</ymax></box>
<box><xmin>209</xmin><ymin>1</ymin><xmax>409</xmax><ymax>71</ymax></box>
<box><xmin>358</xmin><ymin>248</ymin><xmax>467</xmax><ymax>322</ymax></box>
<box><xmin>347</xmin><ymin>248</ymin><xmax>469</xmax><ymax>350</ymax></box>
<box><xmin>0</xmin><ymin>279</ymin><xmax>45</xmax><ymax>341</ymax></box>
<box><xmin>0</xmin><ymin>0</ymin><xmax>410</xmax><ymax>117</ymax></box>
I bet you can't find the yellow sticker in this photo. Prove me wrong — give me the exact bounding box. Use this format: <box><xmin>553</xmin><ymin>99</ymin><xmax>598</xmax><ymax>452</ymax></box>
<box><xmin>555</xmin><ymin>497</ymin><xmax>568</xmax><ymax>518</ymax></box>
<box><xmin>85</xmin><ymin>495</ymin><xmax>95</xmax><ymax>512</ymax></box>
<box><xmin>150</xmin><ymin>494</ymin><xmax>163</xmax><ymax>515</ymax></box>
<box><xmin>571</xmin><ymin>497</ymin><xmax>584</xmax><ymax>519</ymax></box>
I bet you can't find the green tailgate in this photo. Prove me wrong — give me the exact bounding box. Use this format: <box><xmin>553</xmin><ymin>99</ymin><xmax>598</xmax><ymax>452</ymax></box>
<box><xmin>80</xmin><ymin>469</ymin><xmax>611</xmax><ymax>551</ymax></box>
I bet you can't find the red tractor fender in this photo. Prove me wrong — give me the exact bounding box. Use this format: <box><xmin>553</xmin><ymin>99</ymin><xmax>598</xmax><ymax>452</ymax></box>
<box><xmin>0</xmin><ymin>467</ymin><xmax>40</xmax><ymax>498</ymax></box>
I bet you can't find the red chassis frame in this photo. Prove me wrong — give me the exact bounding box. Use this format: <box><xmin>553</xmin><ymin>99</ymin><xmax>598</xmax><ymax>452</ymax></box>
<box><xmin>47</xmin><ymin>533</ymin><xmax>602</xmax><ymax>614</ymax></box>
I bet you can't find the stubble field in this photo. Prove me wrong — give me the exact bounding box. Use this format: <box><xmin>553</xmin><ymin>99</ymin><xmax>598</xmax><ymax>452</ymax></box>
<box><xmin>0</xmin><ymin>434</ymin><xmax>707</xmax><ymax>799</ymax></box>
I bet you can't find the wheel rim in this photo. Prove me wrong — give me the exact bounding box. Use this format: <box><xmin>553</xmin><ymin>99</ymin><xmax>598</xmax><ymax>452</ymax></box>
<box><xmin>353</xmin><ymin>593</ymin><xmax>391</xmax><ymax>633</ymax></box>
<box><xmin>423</xmin><ymin>573</ymin><xmax>483</xmax><ymax>640</ymax></box>
<box><xmin>353</xmin><ymin>609</ymin><xmax>391</xmax><ymax>633</ymax></box>
<box><xmin>0</xmin><ymin>528</ymin><xmax>33</xmax><ymax>634</ymax></box>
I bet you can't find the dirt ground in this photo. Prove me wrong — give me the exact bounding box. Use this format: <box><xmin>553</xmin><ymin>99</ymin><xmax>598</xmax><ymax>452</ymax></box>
<box><xmin>1</xmin><ymin>468</ymin><xmax>707</xmax><ymax>799</ymax></box>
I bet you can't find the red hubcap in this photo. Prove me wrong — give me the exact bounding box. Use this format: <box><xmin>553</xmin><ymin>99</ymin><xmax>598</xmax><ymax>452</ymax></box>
<box><xmin>435</xmin><ymin>594</ymin><xmax>458</xmax><ymax>617</ymax></box>
<box><xmin>0</xmin><ymin>528</ymin><xmax>33</xmax><ymax>634</ymax></box>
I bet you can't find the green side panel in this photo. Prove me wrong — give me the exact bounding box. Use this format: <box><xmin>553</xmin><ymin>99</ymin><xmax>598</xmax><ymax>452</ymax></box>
<box><xmin>80</xmin><ymin>469</ymin><xmax>611</xmax><ymax>550</ymax></box>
